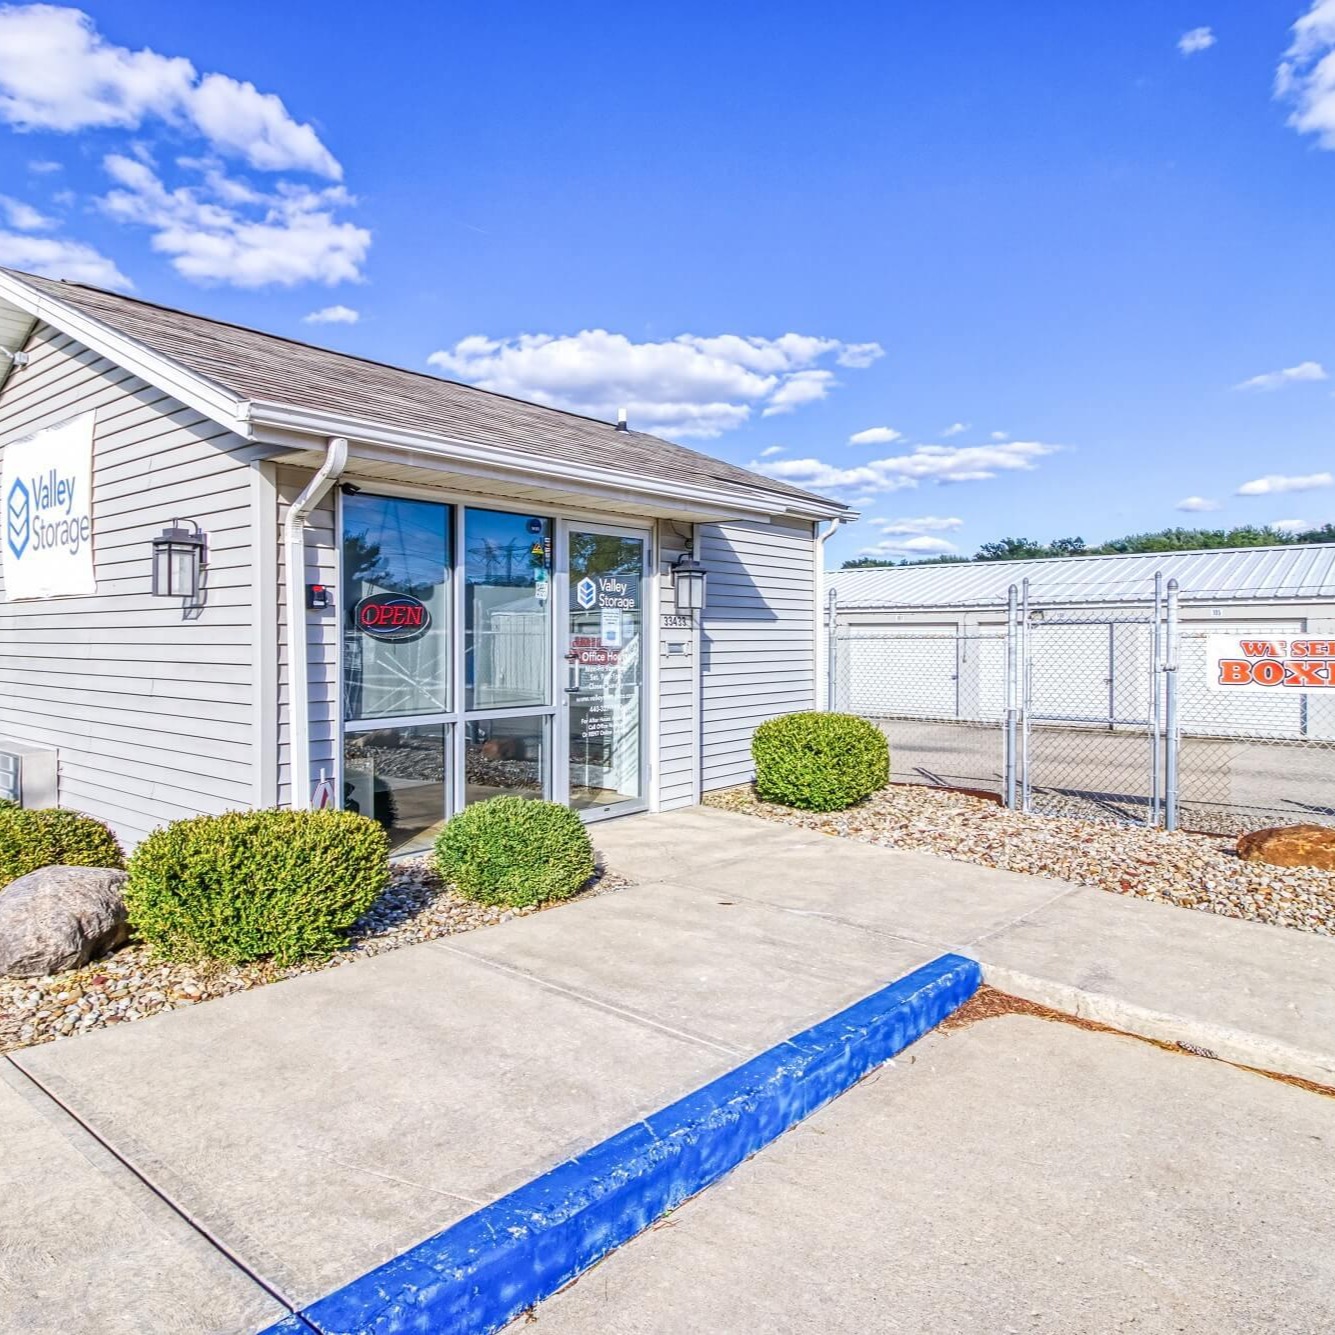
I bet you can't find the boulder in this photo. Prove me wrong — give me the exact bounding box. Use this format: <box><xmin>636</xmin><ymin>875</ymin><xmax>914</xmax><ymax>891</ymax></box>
<box><xmin>0</xmin><ymin>866</ymin><xmax>129</xmax><ymax>977</ymax></box>
<box><xmin>1236</xmin><ymin>825</ymin><xmax>1335</xmax><ymax>873</ymax></box>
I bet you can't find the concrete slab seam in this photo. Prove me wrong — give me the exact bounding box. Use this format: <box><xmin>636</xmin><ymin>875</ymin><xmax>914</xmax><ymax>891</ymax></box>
<box><xmin>4</xmin><ymin>1054</ymin><xmax>314</xmax><ymax>1328</ymax></box>
<box><xmin>262</xmin><ymin>952</ymin><xmax>981</xmax><ymax>1335</ymax></box>
<box><xmin>425</xmin><ymin>940</ymin><xmax>744</xmax><ymax>1057</ymax></box>
<box><xmin>980</xmin><ymin>964</ymin><xmax>1335</xmax><ymax>1086</ymax></box>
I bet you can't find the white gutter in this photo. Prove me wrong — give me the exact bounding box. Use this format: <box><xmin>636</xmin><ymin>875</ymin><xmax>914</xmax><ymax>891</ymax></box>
<box><xmin>248</xmin><ymin>400</ymin><xmax>853</xmax><ymax>523</ymax></box>
<box><xmin>283</xmin><ymin>436</ymin><xmax>348</xmax><ymax>810</ymax></box>
<box><xmin>814</xmin><ymin>517</ymin><xmax>848</xmax><ymax>710</ymax></box>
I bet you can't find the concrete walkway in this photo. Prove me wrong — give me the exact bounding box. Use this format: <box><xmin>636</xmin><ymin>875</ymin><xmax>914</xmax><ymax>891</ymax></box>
<box><xmin>594</xmin><ymin>807</ymin><xmax>1335</xmax><ymax>1085</ymax></box>
<box><xmin>3</xmin><ymin>804</ymin><xmax>1333</xmax><ymax>1333</ymax></box>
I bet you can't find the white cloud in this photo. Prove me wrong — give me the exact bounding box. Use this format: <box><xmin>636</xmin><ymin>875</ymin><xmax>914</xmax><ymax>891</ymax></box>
<box><xmin>425</xmin><ymin>330</ymin><xmax>884</xmax><ymax>439</ymax></box>
<box><xmin>303</xmin><ymin>303</ymin><xmax>359</xmax><ymax>325</ymax></box>
<box><xmin>27</xmin><ymin>158</ymin><xmax>61</xmax><ymax>173</ymax></box>
<box><xmin>758</xmin><ymin>445</ymin><xmax>784</xmax><ymax>458</ymax></box>
<box><xmin>1234</xmin><ymin>360</ymin><xmax>1327</xmax><ymax>391</ymax></box>
<box><xmin>1272</xmin><ymin>517</ymin><xmax>1312</xmax><ymax>532</ymax></box>
<box><xmin>1178</xmin><ymin>26</ymin><xmax>1216</xmax><ymax>56</ymax></box>
<box><xmin>868</xmin><ymin>515</ymin><xmax>964</xmax><ymax>534</ymax></box>
<box><xmin>99</xmin><ymin>153</ymin><xmax>369</xmax><ymax>287</ymax></box>
<box><xmin>858</xmin><ymin>535</ymin><xmax>959</xmax><ymax>557</ymax></box>
<box><xmin>990</xmin><ymin>430</ymin><xmax>1010</xmax><ymax>440</ymax></box>
<box><xmin>753</xmin><ymin>440</ymin><xmax>1059</xmax><ymax>495</ymax></box>
<box><xmin>0</xmin><ymin>230</ymin><xmax>129</xmax><ymax>288</ymax></box>
<box><xmin>1277</xmin><ymin>0</ymin><xmax>1335</xmax><ymax>150</ymax></box>
<box><xmin>1176</xmin><ymin>495</ymin><xmax>1221</xmax><ymax>512</ymax></box>
<box><xmin>761</xmin><ymin>368</ymin><xmax>835</xmax><ymax>417</ymax></box>
<box><xmin>835</xmin><ymin>342</ymin><xmax>884</xmax><ymax>369</ymax></box>
<box><xmin>0</xmin><ymin>195</ymin><xmax>55</xmax><ymax>230</ymax></box>
<box><xmin>849</xmin><ymin>426</ymin><xmax>903</xmax><ymax>446</ymax></box>
<box><xmin>1236</xmin><ymin>471</ymin><xmax>1334</xmax><ymax>496</ymax></box>
<box><xmin>0</xmin><ymin>5</ymin><xmax>340</xmax><ymax>177</ymax></box>
<box><xmin>941</xmin><ymin>421</ymin><xmax>969</xmax><ymax>437</ymax></box>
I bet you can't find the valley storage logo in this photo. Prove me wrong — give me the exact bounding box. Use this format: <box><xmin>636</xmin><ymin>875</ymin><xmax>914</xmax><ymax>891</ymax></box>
<box><xmin>1206</xmin><ymin>635</ymin><xmax>1334</xmax><ymax>692</ymax></box>
<box><xmin>1</xmin><ymin>413</ymin><xmax>97</xmax><ymax>600</ymax></box>
<box><xmin>572</xmin><ymin>573</ymin><xmax>640</xmax><ymax>612</ymax></box>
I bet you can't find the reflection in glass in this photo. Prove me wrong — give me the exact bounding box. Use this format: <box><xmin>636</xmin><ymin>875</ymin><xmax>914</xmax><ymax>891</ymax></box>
<box><xmin>568</xmin><ymin>531</ymin><xmax>645</xmax><ymax>811</ymax></box>
<box><xmin>465</xmin><ymin>716</ymin><xmax>547</xmax><ymax>804</ymax></box>
<box><xmin>344</xmin><ymin>724</ymin><xmax>448</xmax><ymax>856</ymax></box>
<box><xmin>342</xmin><ymin>493</ymin><xmax>451</xmax><ymax>720</ymax></box>
<box><xmin>465</xmin><ymin>509</ymin><xmax>552</xmax><ymax>710</ymax></box>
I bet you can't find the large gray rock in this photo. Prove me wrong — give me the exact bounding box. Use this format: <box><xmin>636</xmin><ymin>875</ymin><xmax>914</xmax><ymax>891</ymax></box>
<box><xmin>0</xmin><ymin>866</ymin><xmax>129</xmax><ymax>977</ymax></box>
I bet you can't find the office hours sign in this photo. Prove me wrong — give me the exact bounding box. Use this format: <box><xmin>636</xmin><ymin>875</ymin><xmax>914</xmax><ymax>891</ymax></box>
<box><xmin>1206</xmin><ymin>635</ymin><xmax>1334</xmax><ymax>692</ymax></box>
<box><xmin>2</xmin><ymin>412</ymin><xmax>96</xmax><ymax>600</ymax></box>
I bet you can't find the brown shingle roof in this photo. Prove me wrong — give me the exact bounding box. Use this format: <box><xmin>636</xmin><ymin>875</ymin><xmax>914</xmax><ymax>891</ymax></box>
<box><xmin>6</xmin><ymin>269</ymin><xmax>845</xmax><ymax>516</ymax></box>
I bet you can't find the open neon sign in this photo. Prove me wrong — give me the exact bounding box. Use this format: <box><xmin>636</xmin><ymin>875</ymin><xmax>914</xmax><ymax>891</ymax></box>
<box><xmin>354</xmin><ymin>593</ymin><xmax>432</xmax><ymax>642</ymax></box>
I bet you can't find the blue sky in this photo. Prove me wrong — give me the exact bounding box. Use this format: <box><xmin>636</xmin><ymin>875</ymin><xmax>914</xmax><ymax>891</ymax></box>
<box><xmin>0</xmin><ymin>1</ymin><xmax>1332</xmax><ymax>565</ymax></box>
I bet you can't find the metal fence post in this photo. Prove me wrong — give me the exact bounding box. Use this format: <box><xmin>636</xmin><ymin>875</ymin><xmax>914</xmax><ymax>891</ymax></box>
<box><xmin>1164</xmin><ymin>578</ymin><xmax>1180</xmax><ymax>832</ymax></box>
<box><xmin>1020</xmin><ymin>578</ymin><xmax>1032</xmax><ymax>812</ymax></box>
<box><xmin>1005</xmin><ymin>584</ymin><xmax>1018</xmax><ymax>809</ymax></box>
<box><xmin>1149</xmin><ymin>571</ymin><xmax>1163</xmax><ymax>827</ymax></box>
<box><xmin>826</xmin><ymin>587</ymin><xmax>838</xmax><ymax>711</ymax></box>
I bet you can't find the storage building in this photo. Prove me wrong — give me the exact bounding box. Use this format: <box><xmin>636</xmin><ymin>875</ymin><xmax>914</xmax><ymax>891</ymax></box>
<box><xmin>0</xmin><ymin>268</ymin><xmax>848</xmax><ymax>851</ymax></box>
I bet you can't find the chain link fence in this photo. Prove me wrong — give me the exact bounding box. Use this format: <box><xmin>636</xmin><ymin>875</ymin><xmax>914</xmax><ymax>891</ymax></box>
<box><xmin>834</xmin><ymin>626</ymin><xmax>1009</xmax><ymax>795</ymax></box>
<box><xmin>828</xmin><ymin>581</ymin><xmax>1335</xmax><ymax>835</ymax></box>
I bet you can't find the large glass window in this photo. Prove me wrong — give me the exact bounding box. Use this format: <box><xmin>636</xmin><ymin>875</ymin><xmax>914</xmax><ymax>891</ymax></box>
<box><xmin>464</xmin><ymin>509</ymin><xmax>552</xmax><ymax>710</ymax></box>
<box><xmin>342</xmin><ymin>493</ymin><xmax>451</xmax><ymax>721</ymax></box>
<box><xmin>464</xmin><ymin>715</ymin><xmax>548</xmax><ymax>804</ymax></box>
<box><xmin>344</xmin><ymin>724</ymin><xmax>449</xmax><ymax>856</ymax></box>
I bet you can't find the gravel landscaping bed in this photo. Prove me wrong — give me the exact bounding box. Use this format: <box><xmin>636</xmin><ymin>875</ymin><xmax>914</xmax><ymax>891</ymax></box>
<box><xmin>705</xmin><ymin>783</ymin><xmax>1335</xmax><ymax>938</ymax></box>
<box><xmin>0</xmin><ymin>860</ymin><xmax>627</xmax><ymax>1057</ymax></box>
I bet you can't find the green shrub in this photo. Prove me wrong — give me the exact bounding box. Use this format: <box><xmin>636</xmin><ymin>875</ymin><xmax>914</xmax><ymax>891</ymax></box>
<box><xmin>0</xmin><ymin>805</ymin><xmax>125</xmax><ymax>890</ymax></box>
<box><xmin>124</xmin><ymin>809</ymin><xmax>389</xmax><ymax>965</ymax></box>
<box><xmin>751</xmin><ymin>711</ymin><xmax>889</xmax><ymax>812</ymax></box>
<box><xmin>434</xmin><ymin>797</ymin><xmax>595</xmax><ymax>908</ymax></box>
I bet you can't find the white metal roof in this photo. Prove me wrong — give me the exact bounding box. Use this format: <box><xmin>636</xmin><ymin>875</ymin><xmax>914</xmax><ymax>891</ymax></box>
<box><xmin>828</xmin><ymin>544</ymin><xmax>1335</xmax><ymax>609</ymax></box>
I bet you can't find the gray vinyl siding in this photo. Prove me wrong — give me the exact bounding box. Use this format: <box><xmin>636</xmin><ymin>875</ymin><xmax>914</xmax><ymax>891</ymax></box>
<box><xmin>274</xmin><ymin>466</ymin><xmax>338</xmax><ymax>809</ymax></box>
<box><xmin>699</xmin><ymin>516</ymin><xmax>817</xmax><ymax>791</ymax></box>
<box><xmin>0</xmin><ymin>325</ymin><xmax>262</xmax><ymax>846</ymax></box>
<box><xmin>654</xmin><ymin>521</ymin><xmax>700</xmax><ymax>811</ymax></box>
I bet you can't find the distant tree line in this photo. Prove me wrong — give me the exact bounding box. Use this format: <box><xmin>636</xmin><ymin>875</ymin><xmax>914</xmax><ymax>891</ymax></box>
<box><xmin>842</xmin><ymin>523</ymin><xmax>1335</xmax><ymax>569</ymax></box>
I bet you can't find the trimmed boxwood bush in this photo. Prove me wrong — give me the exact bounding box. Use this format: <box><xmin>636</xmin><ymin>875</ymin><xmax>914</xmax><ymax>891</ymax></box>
<box><xmin>0</xmin><ymin>805</ymin><xmax>125</xmax><ymax>891</ymax></box>
<box><xmin>124</xmin><ymin>809</ymin><xmax>389</xmax><ymax>965</ymax></box>
<box><xmin>751</xmin><ymin>711</ymin><xmax>889</xmax><ymax>812</ymax></box>
<box><xmin>434</xmin><ymin>796</ymin><xmax>595</xmax><ymax>908</ymax></box>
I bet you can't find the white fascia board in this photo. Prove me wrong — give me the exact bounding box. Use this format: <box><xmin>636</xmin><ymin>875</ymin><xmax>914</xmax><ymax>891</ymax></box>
<box><xmin>248</xmin><ymin>399</ymin><xmax>847</xmax><ymax>522</ymax></box>
<box><xmin>0</xmin><ymin>271</ymin><xmax>250</xmax><ymax>437</ymax></box>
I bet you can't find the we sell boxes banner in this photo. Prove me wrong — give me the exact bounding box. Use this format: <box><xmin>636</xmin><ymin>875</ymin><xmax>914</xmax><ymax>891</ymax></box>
<box><xmin>2</xmin><ymin>412</ymin><xmax>96</xmax><ymax>600</ymax></box>
<box><xmin>1206</xmin><ymin>635</ymin><xmax>1334</xmax><ymax>692</ymax></box>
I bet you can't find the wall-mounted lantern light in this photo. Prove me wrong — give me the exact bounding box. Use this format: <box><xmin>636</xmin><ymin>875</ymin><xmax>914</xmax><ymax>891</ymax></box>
<box><xmin>671</xmin><ymin>553</ymin><xmax>707</xmax><ymax>613</ymax></box>
<box><xmin>151</xmin><ymin>520</ymin><xmax>206</xmax><ymax>599</ymax></box>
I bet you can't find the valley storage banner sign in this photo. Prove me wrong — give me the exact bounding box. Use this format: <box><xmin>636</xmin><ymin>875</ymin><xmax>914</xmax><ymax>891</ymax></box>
<box><xmin>1206</xmin><ymin>635</ymin><xmax>1334</xmax><ymax>692</ymax></box>
<box><xmin>2</xmin><ymin>413</ymin><xmax>96</xmax><ymax>600</ymax></box>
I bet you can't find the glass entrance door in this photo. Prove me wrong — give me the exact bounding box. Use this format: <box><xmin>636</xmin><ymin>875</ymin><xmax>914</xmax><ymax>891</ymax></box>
<box><xmin>563</xmin><ymin>523</ymin><xmax>649</xmax><ymax>819</ymax></box>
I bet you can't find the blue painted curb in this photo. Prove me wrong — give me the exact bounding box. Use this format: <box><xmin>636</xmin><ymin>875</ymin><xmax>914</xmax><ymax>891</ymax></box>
<box><xmin>265</xmin><ymin>952</ymin><xmax>980</xmax><ymax>1335</ymax></box>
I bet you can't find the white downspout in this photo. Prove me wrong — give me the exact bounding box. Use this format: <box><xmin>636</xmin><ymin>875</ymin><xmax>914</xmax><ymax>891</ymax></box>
<box><xmin>814</xmin><ymin>517</ymin><xmax>845</xmax><ymax>711</ymax></box>
<box><xmin>283</xmin><ymin>437</ymin><xmax>348</xmax><ymax>810</ymax></box>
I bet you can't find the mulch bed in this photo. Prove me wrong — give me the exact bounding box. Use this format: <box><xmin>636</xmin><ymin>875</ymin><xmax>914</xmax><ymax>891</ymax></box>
<box><xmin>943</xmin><ymin>985</ymin><xmax>1335</xmax><ymax>1100</ymax></box>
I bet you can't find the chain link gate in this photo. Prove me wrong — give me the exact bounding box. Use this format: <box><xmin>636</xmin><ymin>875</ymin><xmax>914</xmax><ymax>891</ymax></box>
<box><xmin>828</xmin><ymin>575</ymin><xmax>1335</xmax><ymax>835</ymax></box>
<box><xmin>1016</xmin><ymin>577</ymin><xmax>1170</xmax><ymax>827</ymax></box>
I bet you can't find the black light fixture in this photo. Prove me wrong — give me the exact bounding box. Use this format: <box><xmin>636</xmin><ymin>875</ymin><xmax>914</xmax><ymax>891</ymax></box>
<box><xmin>671</xmin><ymin>553</ymin><xmax>707</xmax><ymax>613</ymax></box>
<box><xmin>151</xmin><ymin>520</ymin><xmax>206</xmax><ymax>599</ymax></box>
